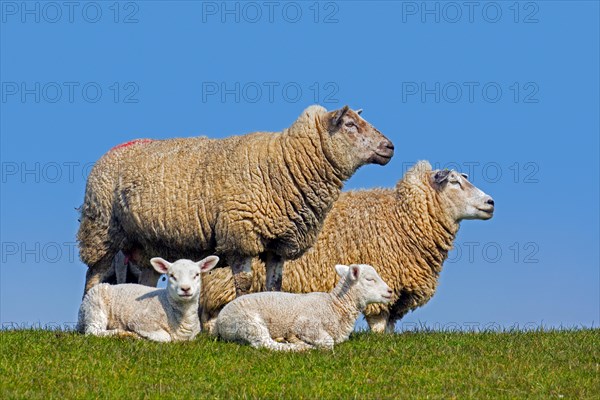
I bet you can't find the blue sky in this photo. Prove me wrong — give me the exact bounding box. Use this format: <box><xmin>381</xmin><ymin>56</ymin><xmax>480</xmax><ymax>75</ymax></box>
<box><xmin>1</xmin><ymin>1</ymin><xmax>598</xmax><ymax>331</ymax></box>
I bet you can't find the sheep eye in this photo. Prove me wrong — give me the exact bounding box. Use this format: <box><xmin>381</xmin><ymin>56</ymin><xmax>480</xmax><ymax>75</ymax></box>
<box><xmin>366</xmin><ymin>278</ymin><xmax>375</xmax><ymax>282</ymax></box>
<box><xmin>169</xmin><ymin>274</ymin><xmax>176</xmax><ymax>281</ymax></box>
<box><xmin>194</xmin><ymin>273</ymin><xmax>200</xmax><ymax>278</ymax></box>
<box><xmin>345</xmin><ymin>121</ymin><xmax>356</xmax><ymax>128</ymax></box>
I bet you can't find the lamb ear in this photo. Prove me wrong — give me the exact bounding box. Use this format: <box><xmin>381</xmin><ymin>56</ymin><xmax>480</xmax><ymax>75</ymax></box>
<box><xmin>197</xmin><ymin>255</ymin><xmax>219</xmax><ymax>273</ymax></box>
<box><xmin>331</xmin><ymin>105</ymin><xmax>350</xmax><ymax>126</ymax></box>
<box><xmin>335</xmin><ymin>264</ymin><xmax>349</xmax><ymax>278</ymax></box>
<box><xmin>349</xmin><ymin>265</ymin><xmax>360</xmax><ymax>281</ymax></box>
<box><xmin>150</xmin><ymin>257</ymin><xmax>171</xmax><ymax>274</ymax></box>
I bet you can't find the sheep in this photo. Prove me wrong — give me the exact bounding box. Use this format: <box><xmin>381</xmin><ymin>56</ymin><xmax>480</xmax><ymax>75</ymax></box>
<box><xmin>200</xmin><ymin>161</ymin><xmax>495</xmax><ymax>333</ymax></box>
<box><xmin>214</xmin><ymin>263</ymin><xmax>392</xmax><ymax>351</ymax></box>
<box><xmin>100</xmin><ymin>250</ymin><xmax>140</xmax><ymax>285</ymax></box>
<box><xmin>77</xmin><ymin>255</ymin><xmax>219</xmax><ymax>342</ymax></box>
<box><xmin>77</xmin><ymin>105</ymin><xmax>394</xmax><ymax>298</ymax></box>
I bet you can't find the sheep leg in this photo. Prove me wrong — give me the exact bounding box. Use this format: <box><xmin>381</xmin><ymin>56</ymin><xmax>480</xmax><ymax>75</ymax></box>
<box><xmin>296</xmin><ymin>332</ymin><xmax>334</xmax><ymax>350</ymax></box>
<box><xmin>199</xmin><ymin>301</ymin><xmax>223</xmax><ymax>337</ymax></box>
<box><xmin>264</xmin><ymin>253</ymin><xmax>284</xmax><ymax>291</ymax></box>
<box><xmin>220</xmin><ymin>313</ymin><xmax>311</xmax><ymax>351</ymax></box>
<box><xmin>253</xmin><ymin>338</ymin><xmax>314</xmax><ymax>352</ymax></box>
<box><xmin>230</xmin><ymin>257</ymin><xmax>253</xmax><ymax>297</ymax></box>
<box><xmin>114</xmin><ymin>251</ymin><xmax>128</xmax><ymax>284</ymax></box>
<box><xmin>300</xmin><ymin>330</ymin><xmax>335</xmax><ymax>350</ymax></box>
<box><xmin>80</xmin><ymin>313</ymin><xmax>139</xmax><ymax>339</ymax></box>
<box><xmin>385</xmin><ymin>311</ymin><xmax>406</xmax><ymax>333</ymax></box>
<box><xmin>78</xmin><ymin>201</ymin><xmax>125</xmax><ymax>295</ymax></box>
<box><xmin>127</xmin><ymin>262</ymin><xmax>141</xmax><ymax>283</ymax></box>
<box><xmin>113</xmin><ymin>330</ymin><xmax>142</xmax><ymax>339</ymax></box>
<box><xmin>122</xmin><ymin>248</ymin><xmax>142</xmax><ymax>283</ymax></box>
<box><xmin>136</xmin><ymin>330</ymin><xmax>172</xmax><ymax>342</ymax></box>
<box><xmin>89</xmin><ymin>329</ymin><xmax>141</xmax><ymax>339</ymax></box>
<box><xmin>83</xmin><ymin>254</ymin><xmax>114</xmax><ymax>298</ymax></box>
<box><xmin>284</xmin><ymin>333</ymin><xmax>316</xmax><ymax>350</ymax></box>
<box><xmin>248</xmin><ymin>326</ymin><xmax>314</xmax><ymax>352</ymax></box>
<box><xmin>365</xmin><ymin>311</ymin><xmax>391</xmax><ymax>333</ymax></box>
<box><xmin>201</xmin><ymin>315</ymin><xmax>219</xmax><ymax>336</ymax></box>
<box><xmin>113</xmin><ymin>250</ymin><xmax>141</xmax><ymax>284</ymax></box>
<box><xmin>385</xmin><ymin>318</ymin><xmax>397</xmax><ymax>333</ymax></box>
<box><xmin>311</xmin><ymin>333</ymin><xmax>335</xmax><ymax>350</ymax></box>
<box><xmin>294</xmin><ymin>319</ymin><xmax>335</xmax><ymax>350</ymax></box>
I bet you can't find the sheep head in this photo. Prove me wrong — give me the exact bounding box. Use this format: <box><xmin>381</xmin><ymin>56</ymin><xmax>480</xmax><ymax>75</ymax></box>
<box><xmin>321</xmin><ymin>106</ymin><xmax>394</xmax><ymax>176</ymax></box>
<box><xmin>335</xmin><ymin>264</ymin><xmax>392</xmax><ymax>308</ymax></box>
<box><xmin>150</xmin><ymin>256</ymin><xmax>220</xmax><ymax>302</ymax></box>
<box><xmin>430</xmin><ymin>168</ymin><xmax>495</xmax><ymax>222</ymax></box>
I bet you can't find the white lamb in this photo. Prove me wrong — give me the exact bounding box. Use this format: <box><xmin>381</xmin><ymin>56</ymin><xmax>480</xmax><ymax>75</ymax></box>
<box><xmin>77</xmin><ymin>255</ymin><xmax>219</xmax><ymax>342</ymax></box>
<box><xmin>214</xmin><ymin>264</ymin><xmax>392</xmax><ymax>351</ymax></box>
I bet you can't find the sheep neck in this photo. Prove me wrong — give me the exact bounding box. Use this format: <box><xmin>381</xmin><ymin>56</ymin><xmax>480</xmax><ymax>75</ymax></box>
<box><xmin>394</xmin><ymin>176</ymin><xmax>459</xmax><ymax>275</ymax></box>
<box><xmin>163</xmin><ymin>291</ymin><xmax>200</xmax><ymax>335</ymax></box>
<box><xmin>287</xmin><ymin>112</ymin><xmax>350</xmax><ymax>181</ymax></box>
<box><xmin>278</xmin><ymin>125</ymin><xmax>346</xmax><ymax>218</ymax></box>
<box><xmin>329</xmin><ymin>279</ymin><xmax>363</xmax><ymax>336</ymax></box>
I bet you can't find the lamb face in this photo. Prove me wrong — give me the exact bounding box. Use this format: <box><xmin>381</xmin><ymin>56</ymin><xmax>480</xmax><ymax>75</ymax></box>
<box><xmin>150</xmin><ymin>256</ymin><xmax>219</xmax><ymax>302</ymax></box>
<box><xmin>321</xmin><ymin>106</ymin><xmax>394</xmax><ymax>174</ymax></box>
<box><xmin>431</xmin><ymin>169</ymin><xmax>495</xmax><ymax>221</ymax></box>
<box><xmin>335</xmin><ymin>264</ymin><xmax>392</xmax><ymax>305</ymax></box>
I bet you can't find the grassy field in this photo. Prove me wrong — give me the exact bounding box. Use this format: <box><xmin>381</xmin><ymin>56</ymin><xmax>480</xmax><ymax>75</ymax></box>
<box><xmin>1</xmin><ymin>329</ymin><xmax>598</xmax><ymax>399</ymax></box>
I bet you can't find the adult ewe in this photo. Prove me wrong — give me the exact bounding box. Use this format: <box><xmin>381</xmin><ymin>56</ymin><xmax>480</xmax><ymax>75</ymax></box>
<box><xmin>215</xmin><ymin>264</ymin><xmax>392</xmax><ymax>351</ymax></box>
<box><xmin>77</xmin><ymin>256</ymin><xmax>219</xmax><ymax>342</ymax></box>
<box><xmin>78</xmin><ymin>105</ymin><xmax>394</xmax><ymax>297</ymax></box>
<box><xmin>200</xmin><ymin>161</ymin><xmax>495</xmax><ymax>333</ymax></box>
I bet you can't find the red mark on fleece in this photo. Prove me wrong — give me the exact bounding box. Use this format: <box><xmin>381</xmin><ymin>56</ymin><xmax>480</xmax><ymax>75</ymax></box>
<box><xmin>110</xmin><ymin>138</ymin><xmax>154</xmax><ymax>152</ymax></box>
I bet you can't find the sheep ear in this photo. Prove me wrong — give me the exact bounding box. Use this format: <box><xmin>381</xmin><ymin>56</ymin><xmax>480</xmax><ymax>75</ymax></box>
<box><xmin>331</xmin><ymin>105</ymin><xmax>350</xmax><ymax>126</ymax></box>
<box><xmin>150</xmin><ymin>257</ymin><xmax>171</xmax><ymax>274</ymax></box>
<box><xmin>349</xmin><ymin>265</ymin><xmax>360</xmax><ymax>281</ymax></box>
<box><xmin>433</xmin><ymin>169</ymin><xmax>451</xmax><ymax>184</ymax></box>
<box><xmin>198</xmin><ymin>256</ymin><xmax>219</xmax><ymax>273</ymax></box>
<box><xmin>335</xmin><ymin>264</ymin><xmax>349</xmax><ymax>278</ymax></box>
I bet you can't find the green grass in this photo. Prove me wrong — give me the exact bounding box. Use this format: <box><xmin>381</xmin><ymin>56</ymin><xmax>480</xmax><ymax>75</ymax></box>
<box><xmin>1</xmin><ymin>329</ymin><xmax>598</xmax><ymax>399</ymax></box>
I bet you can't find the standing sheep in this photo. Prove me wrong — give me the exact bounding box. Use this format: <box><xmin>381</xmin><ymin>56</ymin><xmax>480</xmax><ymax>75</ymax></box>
<box><xmin>200</xmin><ymin>161</ymin><xmax>495</xmax><ymax>333</ymax></box>
<box><xmin>77</xmin><ymin>105</ymin><xmax>394</xmax><ymax>298</ymax></box>
<box><xmin>215</xmin><ymin>263</ymin><xmax>392</xmax><ymax>351</ymax></box>
<box><xmin>77</xmin><ymin>255</ymin><xmax>219</xmax><ymax>342</ymax></box>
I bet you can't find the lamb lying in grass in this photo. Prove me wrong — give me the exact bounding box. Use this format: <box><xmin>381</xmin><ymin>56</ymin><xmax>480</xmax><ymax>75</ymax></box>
<box><xmin>77</xmin><ymin>256</ymin><xmax>219</xmax><ymax>342</ymax></box>
<box><xmin>214</xmin><ymin>264</ymin><xmax>392</xmax><ymax>351</ymax></box>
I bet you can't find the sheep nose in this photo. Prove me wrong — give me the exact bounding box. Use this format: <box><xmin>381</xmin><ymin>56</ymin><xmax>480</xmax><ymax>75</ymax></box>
<box><xmin>487</xmin><ymin>198</ymin><xmax>495</xmax><ymax>206</ymax></box>
<box><xmin>377</xmin><ymin>139</ymin><xmax>395</xmax><ymax>155</ymax></box>
<box><xmin>181</xmin><ymin>286</ymin><xmax>191</xmax><ymax>292</ymax></box>
<box><xmin>387</xmin><ymin>289</ymin><xmax>393</xmax><ymax>295</ymax></box>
